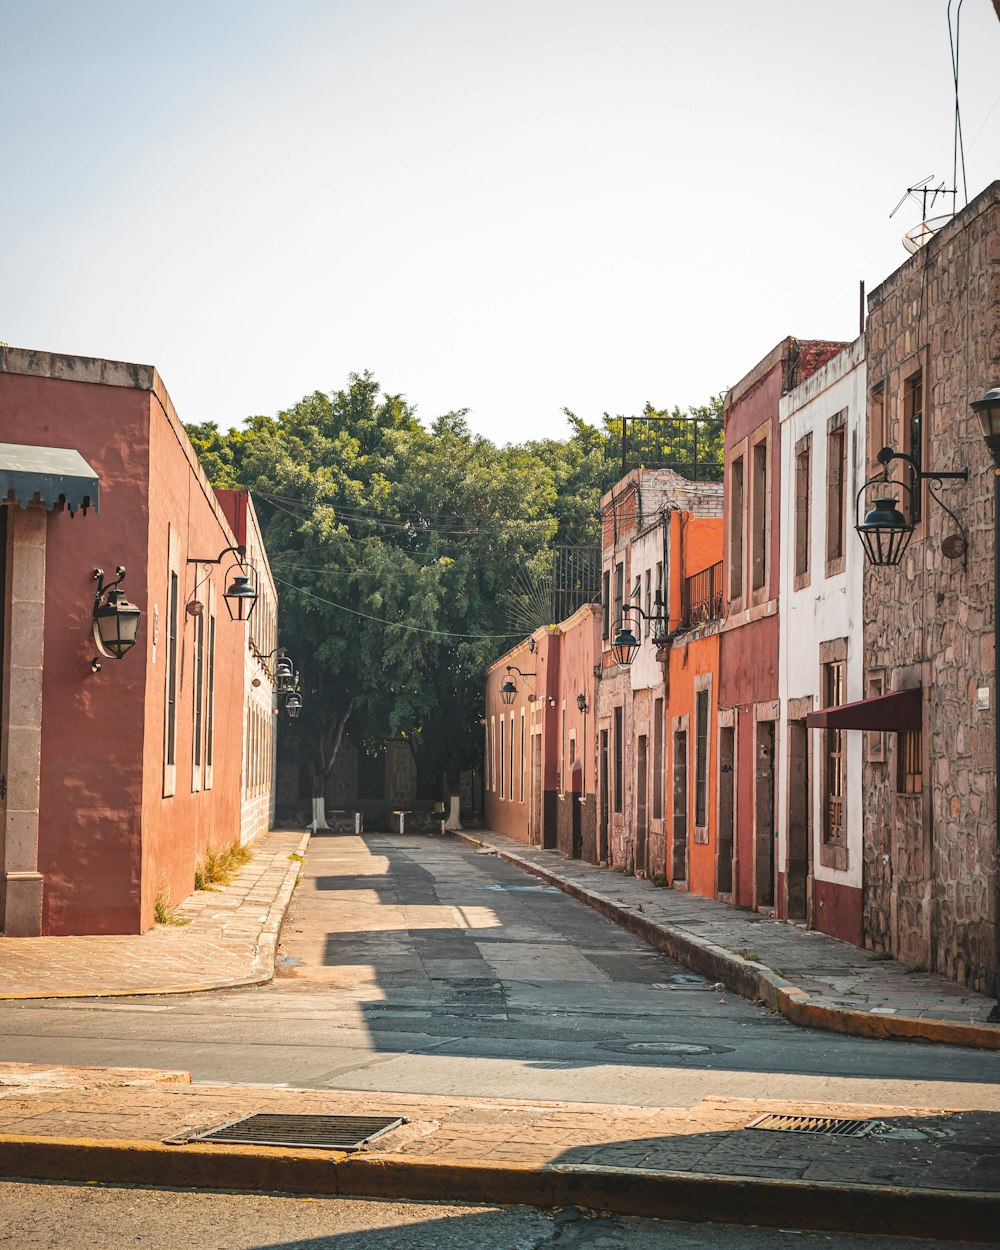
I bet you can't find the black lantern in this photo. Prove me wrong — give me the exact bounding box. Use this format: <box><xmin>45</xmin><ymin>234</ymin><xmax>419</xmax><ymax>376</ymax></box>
<box><xmin>972</xmin><ymin>387</ymin><xmax>1000</xmax><ymax>466</ymax></box>
<box><xmin>92</xmin><ymin>566</ymin><xmax>142</xmax><ymax>661</ymax></box>
<box><xmin>576</xmin><ymin>693</ymin><xmax>588</xmax><ymax>713</ymax></box>
<box><xmin>499</xmin><ymin>677</ymin><xmax>518</xmax><ymax>705</ymax></box>
<box><xmin>286</xmin><ymin>691</ymin><xmax>302</xmax><ymax>718</ymax></box>
<box><xmin>610</xmin><ymin>625</ymin><xmax>640</xmax><ymax>666</ymax></box>
<box><xmin>856</xmin><ymin>446</ymin><xmax>968</xmax><ymax>569</ymax></box>
<box><xmin>224</xmin><ymin>569</ymin><xmax>258</xmax><ymax>621</ymax></box>
<box><xmin>274</xmin><ymin>655</ymin><xmax>295</xmax><ymax>690</ymax></box>
<box><xmin>187</xmin><ymin>545</ymin><xmax>258</xmax><ymax>622</ymax></box>
<box><xmin>855</xmin><ymin>495</ymin><xmax>914</xmax><ymax>567</ymax></box>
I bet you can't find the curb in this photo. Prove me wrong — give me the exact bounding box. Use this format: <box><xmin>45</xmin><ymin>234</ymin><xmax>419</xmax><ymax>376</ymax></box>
<box><xmin>0</xmin><ymin>1134</ymin><xmax>995</xmax><ymax>1242</ymax></box>
<box><xmin>458</xmin><ymin>833</ymin><xmax>1000</xmax><ymax>1052</ymax></box>
<box><xmin>0</xmin><ymin>832</ymin><xmax>310</xmax><ymax>1002</ymax></box>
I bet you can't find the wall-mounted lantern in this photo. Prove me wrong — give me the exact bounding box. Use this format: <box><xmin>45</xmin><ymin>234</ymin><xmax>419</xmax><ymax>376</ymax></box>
<box><xmin>972</xmin><ymin>388</ymin><xmax>1000</xmax><ymax>463</ymax></box>
<box><xmin>576</xmin><ymin>693</ymin><xmax>589</xmax><ymax>714</ymax></box>
<box><xmin>92</xmin><ymin>566</ymin><xmax>142</xmax><ymax>664</ymax></box>
<box><xmin>187</xmin><ymin>544</ymin><xmax>258</xmax><ymax>621</ymax></box>
<box><xmin>285</xmin><ymin>690</ymin><xmax>303</xmax><ymax>719</ymax></box>
<box><xmin>500</xmin><ymin>664</ymin><xmax>535</xmax><ymax>705</ymax></box>
<box><xmin>611</xmin><ymin>596</ymin><xmax>666</xmax><ymax>667</ymax></box>
<box><xmin>855</xmin><ymin>446</ymin><xmax>968</xmax><ymax>568</ymax></box>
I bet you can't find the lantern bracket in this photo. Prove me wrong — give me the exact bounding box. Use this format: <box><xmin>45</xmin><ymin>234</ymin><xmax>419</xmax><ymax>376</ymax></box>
<box><xmin>91</xmin><ymin>565</ymin><xmax>141</xmax><ymax>662</ymax></box>
<box><xmin>865</xmin><ymin>447</ymin><xmax>969</xmax><ymax>567</ymax></box>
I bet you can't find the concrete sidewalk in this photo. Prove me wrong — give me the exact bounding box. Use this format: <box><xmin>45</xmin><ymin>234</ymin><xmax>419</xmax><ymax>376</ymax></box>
<box><xmin>457</xmin><ymin>829</ymin><xmax>1000</xmax><ymax>1050</ymax></box>
<box><xmin>0</xmin><ymin>829</ymin><xmax>308</xmax><ymax>999</ymax></box>
<box><xmin>0</xmin><ymin>1062</ymin><xmax>997</xmax><ymax>1241</ymax></box>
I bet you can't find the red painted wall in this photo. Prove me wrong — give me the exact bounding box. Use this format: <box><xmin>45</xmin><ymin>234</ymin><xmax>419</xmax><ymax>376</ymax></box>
<box><xmin>0</xmin><ymin>364</ymin><xmax>249</xmax><ymax>934</ymax></box>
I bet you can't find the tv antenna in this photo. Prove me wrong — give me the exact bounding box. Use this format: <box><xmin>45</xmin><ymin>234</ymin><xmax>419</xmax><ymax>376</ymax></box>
<box><xmin>887</xmin><ymin>0</ymin><xmax>970</xmax><ymax>255</ymax></box>
<box><xmin>889</xmin><ymin>176</ymin><xmax>956</xmax><ymax>254</ymax></box>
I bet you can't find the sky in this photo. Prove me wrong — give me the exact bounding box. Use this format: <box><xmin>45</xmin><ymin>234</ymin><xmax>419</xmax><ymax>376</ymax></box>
<box><xmin>2</xmin><ymin>0</ymin><xmax>998</xmax><ymax>444</ymax></box>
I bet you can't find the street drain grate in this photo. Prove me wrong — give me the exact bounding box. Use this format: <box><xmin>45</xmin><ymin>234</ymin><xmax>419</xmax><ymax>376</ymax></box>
<box><xmin>187</xmin><ymin>1113</ymin><xmax>407</xmax><ymax>1151</ymax></box>
<box><xmin>746</xmin><ymin>1113</ymin><xmax>878</xmax><ymax>1138</ymax></box>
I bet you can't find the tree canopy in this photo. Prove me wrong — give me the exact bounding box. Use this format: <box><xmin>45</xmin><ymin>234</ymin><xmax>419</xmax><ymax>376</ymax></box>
<box><xmin>186</xmin><ymin>373</ymin><xmax>722</xmax><ymax>794</ymax></box>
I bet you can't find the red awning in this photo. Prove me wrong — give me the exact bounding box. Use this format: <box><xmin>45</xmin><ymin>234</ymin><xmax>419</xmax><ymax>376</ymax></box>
<box><xmin>805</xmin><ymin>687</ymin><xmax>921</xmax><ymax>732</ymax></box>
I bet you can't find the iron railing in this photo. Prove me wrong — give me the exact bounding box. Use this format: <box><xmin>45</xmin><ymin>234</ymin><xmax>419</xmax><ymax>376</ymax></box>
<box><xmin>682</xmin><ymin>560</ymin><xmax>724</xmax><ymax>627</ymax></box>
<box><xmin>620</xmin><ymin>414</ymin><xmax>724</xmax><ymax>480</ymax></box>
<box><xmin>551</xmin><ymin>544</ymin><xmax>601</xmax><ymax>623</ymax></box>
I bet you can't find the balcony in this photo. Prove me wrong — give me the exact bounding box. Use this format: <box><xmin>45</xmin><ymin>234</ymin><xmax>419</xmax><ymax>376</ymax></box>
<box><xmin>682</xmin><ymin>560</ymin><xmax>724</xmax><ymax>628</ymax></box>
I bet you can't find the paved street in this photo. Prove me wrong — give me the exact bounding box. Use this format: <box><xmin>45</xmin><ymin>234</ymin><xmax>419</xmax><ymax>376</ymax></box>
<box><xmin>1</xmin><ymin>833</ymin><xmax>999</xmax><ymax>1111</ymax></box>
<box><xmin>1</xmin><ymin>1181</ymin><xmax>994</xmax><ymax>1250</ymax></box>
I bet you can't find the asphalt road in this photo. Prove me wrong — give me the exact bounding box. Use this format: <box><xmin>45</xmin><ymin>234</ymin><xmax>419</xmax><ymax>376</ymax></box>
<box><xmin>1</xmin><ymin>834</ymin><xmax>999</xmax><ymax>1109</ymax></box>
<box><xmin>1</xmin><ymin>1182</ymin><xmax>994</xmax><ymax>1250</ymax></box>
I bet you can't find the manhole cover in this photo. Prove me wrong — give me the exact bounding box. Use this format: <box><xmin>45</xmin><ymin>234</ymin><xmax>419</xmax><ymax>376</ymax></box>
<box><xmin>187</xmin><ymin>1113</ymin><xmax>406</xmax><ymax>1150</ymax></box>
<box><xmin>626</xmin><ymin>1042</ymin><xmax>714</xmax><ymax>1055</ymax></box>
<box><xmin>746</xmin><ymin>1113</ymin><xmax>878</xmax><ymax>1138</ymax></box>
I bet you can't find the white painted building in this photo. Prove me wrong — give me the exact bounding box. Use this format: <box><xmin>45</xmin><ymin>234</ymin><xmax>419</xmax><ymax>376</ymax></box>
<box><xmin>776</xmin><ymin>337</ymin><xmax>866</xmax><ymax>944</ymax></box>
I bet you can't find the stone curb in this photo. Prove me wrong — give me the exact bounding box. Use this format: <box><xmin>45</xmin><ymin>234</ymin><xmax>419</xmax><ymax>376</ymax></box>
<box><xmin>0</xmin><ymin>832</ymin><xmax>310</xmax><ymax>1001</ymax></box>
<box><xmin>457</xmin><ymin>833</ymin><xmax>1000</xmax><ymax>1052</ymax></box>
<box><xmin>0</xmin><ymin>1134</ymin><xmax>995</xmax><ymax>1242</ymax></box>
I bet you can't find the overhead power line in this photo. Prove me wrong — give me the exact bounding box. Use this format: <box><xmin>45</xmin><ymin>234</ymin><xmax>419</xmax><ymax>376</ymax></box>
<box><xmin>272</xmin><ymin>575</ymin><xmax>525</xmax><ymax>640</ymax></box>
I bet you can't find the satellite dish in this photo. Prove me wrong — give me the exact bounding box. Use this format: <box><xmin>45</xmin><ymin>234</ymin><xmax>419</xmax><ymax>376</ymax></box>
<box><xmin>902</xmin><ymin>214</ymin><xmax>954</xmax><ymax>254</ymax></box>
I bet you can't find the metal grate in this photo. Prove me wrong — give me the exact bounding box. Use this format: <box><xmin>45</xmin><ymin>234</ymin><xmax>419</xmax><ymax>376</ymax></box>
<box><xmin>188</xmin><ymin>1113</ymin><xmax>406</xmax><ymax>1151</ymax></box>
<box><xmin>746</xmin><ymin>1113</ymin><xmax>878</xmax><ymax>1138</ymax></box>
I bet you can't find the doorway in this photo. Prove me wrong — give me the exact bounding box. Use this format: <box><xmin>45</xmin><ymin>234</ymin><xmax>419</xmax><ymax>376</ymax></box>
<box><xmin>786</xmin><ymin>718</ymin><xmax>810</xmax><ymax>920</ymax></box>
<box><xmin>672</xmin><ymin>729</ymin><xmax>688</xmax><ymax>883</ymax></box>
<box><xmin>529</xmin><ymin>733</ymin><xmax>542</xmax><ymax>846</ymax></box>
<box><xmin>717</xmin><ymin>725</ymin><xmax>735</xmax><ymax>896</ymax></box>
<box><xmin>635</xmin><ymin>734</ymin><xmax>648</xmax><ymax>876</ymax></box>
<box><xmin>599</xmin><ymin>729</ymin><xmax>609</xmax><ymax>863</ymax></box>
<box><xmin>755</xmin><ymin>720</ymin><xmax>776</xmax><ymax>909</ymax></box>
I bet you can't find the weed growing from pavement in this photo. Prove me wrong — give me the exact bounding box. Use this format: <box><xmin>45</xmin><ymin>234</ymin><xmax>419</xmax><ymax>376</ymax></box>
<box><xmin>154</xmin><ymin>892</ymin><xmax>188</xmax><ymax>925</ymax></box>
<box><xmin>197</xmin><ymin>841</ymin><xmax>253</xmax><ymax>889</ymax></box>
<box><xmin>732</xmin><ymin>947</ymin><xmax>760</xmax><ymax>962</ymax></box>
<box><xmin>289</xmin><ymin>853</ymin><xmax>304</xmax><ymax>861</ymax></box>
<box><xmin>650</xmin><ymin>873</ymin><xmax>669</xmax><ymax>887</ymax></box>
<box><xmin>869</xmin><ymin>951</ymin><xmax>894</xmax><ymax>962</ymax></box>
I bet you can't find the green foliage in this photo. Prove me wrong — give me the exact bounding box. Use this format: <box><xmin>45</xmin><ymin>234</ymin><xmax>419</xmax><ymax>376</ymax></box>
<box><xmin>198</xmin><ymin>841</ymin><xmax>253</xmax><ymax>888</ymax></box>
<box><xmin>186</xmin><ymin>373</ymin><xmax>722</xmax><ymax>795</ymax></box>
<box><xmin>154</xmin><ymin>891</ymin><xmax>188</xmax><ymax>925</ymax></box>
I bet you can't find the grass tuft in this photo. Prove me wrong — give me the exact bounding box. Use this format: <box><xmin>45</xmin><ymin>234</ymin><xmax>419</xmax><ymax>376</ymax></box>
<box><xmin>154</xmin><ymin>892</ymin><xmax>188</xmax><ymax>926</ymax></box>
<box><xmin>733</xmin><ymin>947</ymin><xmax>760</xmax><ymax>962</ymax></box>
<box><xmin>197</xmin><ymin>840</ymin><xmax>254</xmax><ymax>889</ymax></box>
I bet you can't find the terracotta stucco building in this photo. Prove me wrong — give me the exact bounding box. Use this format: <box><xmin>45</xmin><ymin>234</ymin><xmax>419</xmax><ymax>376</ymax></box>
<box><xmin>0</xmin><ymin>347</ymin><xmax>277</xmax><ymax>936</ymax></box>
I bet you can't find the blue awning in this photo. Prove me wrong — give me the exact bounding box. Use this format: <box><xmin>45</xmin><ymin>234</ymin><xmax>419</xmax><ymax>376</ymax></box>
<box><xmin>0</xmin><ymin>442</ymin><xmax>99</xmax><ymax>515</ymax></box>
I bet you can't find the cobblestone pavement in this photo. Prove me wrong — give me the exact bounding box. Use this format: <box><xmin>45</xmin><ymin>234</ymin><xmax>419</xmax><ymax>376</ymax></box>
<box><xmin>457</xmin><ymin>829</ymin><xmax>999</xmax><ymax>1040</ymax></box>
<box><xmin>0</xmin><ymin>1062</ymin><xmax>998</xmax><ymax>1194</ymax></box>
<box><xmin>0</xmin><ymin>830</ymin><xmax>308</xmax><ymax>998</ymax></box>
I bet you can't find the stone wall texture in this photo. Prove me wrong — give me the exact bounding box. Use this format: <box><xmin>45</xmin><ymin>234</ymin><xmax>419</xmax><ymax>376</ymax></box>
<box><xmin>863</xmin><ymin>181</ymin><xmax>999</xmax><ymax>991</ymax></box>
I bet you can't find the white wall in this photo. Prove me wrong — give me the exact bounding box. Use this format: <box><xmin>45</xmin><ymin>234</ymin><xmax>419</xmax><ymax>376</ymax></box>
<box><xmin>777</xmin><ymin>338</ymin><xmax>866</xmax><ymax>894</ymax></box>
<box><xmin>629</xmin><ymin>520</ymin><xmax>667</xmax><ymax>692</ymax></box>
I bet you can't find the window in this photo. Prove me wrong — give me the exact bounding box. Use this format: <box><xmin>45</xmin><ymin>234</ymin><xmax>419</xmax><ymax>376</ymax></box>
<box><xmin>655</xmin><ymin>560</ymin><xmax>663</xmax><ymax>621</ymax></box>
<box><xmin>794</xmin><ymin>437</ymin><xmax>811</xmax><ymax>583</ymax></box>
<box><xmin>614</xmin><ymin>561</ymin><xmax>624</xmax><ymax>631</ymax></box>
<box><xmin>613</xmin><ymin>706</ymin><xmax>623</xmax><ymax>813</ymax></box>
<box><xmin>822</xmin><ymin>660</ymin><xmax>846</xmax><ymax>843</ymax></box>
<box><xmin>869</xmin><ymin>381</ymin><xmax>885</xmax><ymax>472</ymax></box>
<box><xmin>751</xmin><ymin>438</ymin><xmax>768</xmax><ymax>592</ymax></box>
<box><xmin>866</xmin><ymin>672</ymin><xmax>885</xmax><ymax>764</ymax></box>
<box><xmin>695</xmin><ymin>689</ymin><xmax>709</xmax><ymax>828</ymax></box>
<box><xmin>602</xmin><ymin>570</ymin><xmax>611</xmax><ymax>639</ymax></box>
<box><xmin>903</xmin><ymin>370</ymin><xmax>923</xmax><ymax>521</ymax></box>
<box><xmin>561</xmin><ymin>705</ymin><xmax>567</xmax><ymax>794</ymax></box>
<box><xmin>644</xmin><ymin>569</ymin><xmax>651</xmax><ymax>638</ymax></box>
<box><xmin>519</xmin><ymin>711</ymin><xmax>526</xmax><ymax>803</ymax></box>
<box><xmin>489</xmin><ymin>718</ymin><xmax>495</xmax><ymax>792</ymax></box>
<box><xmin>729</xmin><ymin>456</ymin><xmax>745</xmax><ymax>601</ymax></box>
<box><xmin>897</xmin><ymin>728</ymin><xmax>923</xmax><ymax>794</ymax></box>
<box><xmin>499</xmin><ymin>717</ymin><xmax>505</xmax><ymax>799</ymax></box>
<box><xmin>163</xmin><ymin>567</ymin><xmax>179</xmax><ymax>797</ymax></box>
<box><xmin>192</xmin><ymin>610</ymin><xmax>205</xmax><ymax>789</ymax></box>
<box><xmin>652</xmin><ymin>698</ymin><xmax>664</xmax><ymax>820</ymax></box>
<box><xmin>205</xmin><ymin>612</ymin><xmax>216</xmax><ymax>788</ymax></box>
<box><xmin>826</xmin><ymin>418</ymin><xmax>847</xmax><ymax>572</ymax></box>
<box><xmin>509</xmin><ymin>712</ymin><xmax>514</xmax><ymax>802</ymax></box>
